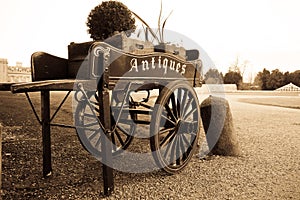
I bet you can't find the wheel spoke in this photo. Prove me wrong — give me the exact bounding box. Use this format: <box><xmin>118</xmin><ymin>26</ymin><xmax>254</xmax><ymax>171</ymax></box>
<box><xmin>160</xmin><ymin>129</ymin><xmax>176</xmax><ymax>146</ymax></box>
<box><xmin>183</xmin><ymin>107</ymin><xmax>197</xmax><ymax>121</ymax></box>
<box><xmin>179</xmin><ymin>135</ymin><xmax>188</xmax><ymax>160</ymax></box>
<box><xmin>188</xmin><ymin>131</ymin><xmax>197</xmax><ymax>137</ymax></box>
<box><xmin>94</xmin><ymin>134</ymin><xmax>102</xmax><ymax>149</ymax></box>
<box><xmin>176</xmin><ymin>88</ymin><xmax>182</xmax><ymax>117</ymax></box>
<box><xmin>161</xmin><ymin>114</ymin><xmax>176</xmax><ymax>125</ymax></box>
<box><xmin>90</xmin><ymin>100</ymin><xmax>99</xmax><ymax>106</ymax></box>
<box><xmin>180</xmin><ymin>90</ymin><xmax>188</xmax><ymax>118</ymax></box>
<box><xmin>88</xmin><ymin>130</ymin><xmax>100</xmax><ymax>140</ymax></box>
<box><xmin>83</xmin><ymin>113</ymin><xmax>97</xmax><ymax>118</ymax></box>
<box><xmin>163</xmin><ymin>132</ymin><xmax>177</xmax><ymax>158</ymax></box>
<box><xmin>159</xmin><ymin>127</ymin><xmax>176</xmax><ymax>135</ymax></box>
<box><xmin>181</xmin><ymin>133</ymin><xmax>192</xmax><ymax>148</ymax></box>
<box><xmin>93</xmin><ymin>107</ymin><xmax>100</xmax><ymax>114</ymax></box>
<box><xmin>164</xmin><ymin>102</ymin><xmax>177</xmax><ymax>122</ymax></box>
<box><xmin>182</xmin><ymin>133</ymin><xmax>196</xmax><ymax>157</ymax></box>
<box><xmin>77</xmin><ymin>126</ymin><xmax>98</xmax><ymax>132</ymax></box>
<box><xmin>169</xmin><ymin>136</ymin><xmax>179</xmax><ymax>164</ymax></box>
<box><xmin>84</xmin><ymin>121</ymin><xmax>99</xmax><ymax>127</ymax></box>
<box><xmin>176</xmin><ymin>136</ymin><xmax>182</xmax><ymax>165</ymax></box>
<box><xmin>182</xmin><ymin>98</ymin><xmax>194</xmax><ymax>118</ymax></box>
<box><xmin>94</xmin><ymin>92</ymin><xmax>99</xmax><ymax>101</ymax></box>
<box><xmin>111</xmin><ymin>131</ymin><xmax>117</xmax><ymax>152</ymax></box>
<box><xmin>114</xmin><ymin>128</ymin><xmax>125</xmax><ymax>146</ymax></box>
<box><xmin>170</xmin><ymin>94</ymin><xmax>178</xmax><ymax>119</ymax></box>
<box><xmin>163</xmin><ymin>141</ymin><xmax>171</xmax><ymax>159</ymax></box>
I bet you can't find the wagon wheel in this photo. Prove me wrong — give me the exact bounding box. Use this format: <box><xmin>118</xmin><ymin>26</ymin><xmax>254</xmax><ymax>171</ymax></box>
<box><xmin>150</xmin><ymin>81</ymin><xmax>200</xmax><ymax>174</ymax></box>
<box><xmin>75</xmin><ymin>90</ymin><xmax>135</xmax><ymax>157</ymax></box>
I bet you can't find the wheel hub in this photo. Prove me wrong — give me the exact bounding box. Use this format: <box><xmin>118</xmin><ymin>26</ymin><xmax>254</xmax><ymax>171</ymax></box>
<box><xmin>175</xmin><ymin>119</ymin><xmax>195</xmax><ymax>135</ymax></box>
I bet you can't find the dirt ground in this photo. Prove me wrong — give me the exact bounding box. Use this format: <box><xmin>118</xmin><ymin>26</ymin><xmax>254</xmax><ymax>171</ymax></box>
<box><xmin>0</xmin><ymin>90</ymin><xmax>300</xmax><ymax>199</ymax></box>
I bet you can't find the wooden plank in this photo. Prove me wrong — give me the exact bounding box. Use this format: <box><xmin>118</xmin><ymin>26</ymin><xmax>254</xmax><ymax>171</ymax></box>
<box><xmin>0</xmin><ymin>83</ymin><xmax>14</xmax><ymax>91</ymax></box>
<box><xmin>97</xmin><ymin>53</ymin><xmax>114</xmax><ymax>196</ymax></box>
<box><xmin>41</xmin><ymin>91</ymin><xmax>52</xmax><ymax>177</ymax></box>
<box><xmin>99</xmin><ymin>87</ymin><xmax>114</xmax><ymax>196</ymax></box>
<box><xmin>11</xmin><ymin>79</ymin><xmax>77</xmax><ymax>93</ymax></box>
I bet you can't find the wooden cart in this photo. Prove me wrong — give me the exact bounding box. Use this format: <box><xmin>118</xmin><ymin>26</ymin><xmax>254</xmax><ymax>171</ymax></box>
<box><xmin>3</xmin><ymin>37</ymin><xmax>203</xmax><ymax>196</ymax></box>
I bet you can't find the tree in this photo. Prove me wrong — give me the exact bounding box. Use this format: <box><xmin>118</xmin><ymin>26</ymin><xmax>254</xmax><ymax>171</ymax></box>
<box><xmin>204</xmin><ymin>68</ymin><xmax>223</xmax><ymax>84</ymax></box>
<box><xmin>87</xmin><ymin>1</ymin><xmax>136</xmax><ymax>41</ymax></box>
<box><xmin>289</xmin><ymin>70</ymin><xmax>300</xmax><ymax>87</ymax></box>
<box><xmin>266</xmin><ymin>69</ymin><xmax>285</xmax><ymax>90</ymax></box>
<box><xmin>254</xmin><ymin>68</ymin><xmax>270</xmax><ymax>90</ymax></box>
<box><xmin>229</xmin><ymin>57</ymin><xmax>241</xmax><ymax>74</ymax></box>
<box><xmin>229</xmin><ymin>56</ymin><xmax>249</xmax><ymax>82</ymax></box>
<box><xmin>223</xmin><ymin>71</ymin><xmax>242</xmax><ymax>89</ymax></box>
<box><xmin>254</xmin><ymin>68</ymin><xmax>300</xmax><ymax>90</ymax></box>
<box><xmin>283</xmin><ymin>71</ymin><xmax>291</xmax><ymax>86</ymax></box>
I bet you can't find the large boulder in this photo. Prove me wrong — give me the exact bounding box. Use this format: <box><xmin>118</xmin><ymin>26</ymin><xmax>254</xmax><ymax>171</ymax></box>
<box><xmin>200</xmin><ymin>95</ymin><xmax>240</xmax><ymax>156</ymax></box>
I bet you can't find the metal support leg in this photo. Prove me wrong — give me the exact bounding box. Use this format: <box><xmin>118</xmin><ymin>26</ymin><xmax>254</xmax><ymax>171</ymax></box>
<box><xmin>41</xmin><ymin>90</ymin><xmax>52</xmax><ymax>177</ymax></box>
<box><xmin>99</xmin><ymin>88</ymin><xmax>114</xmax><ymax>196</ymax></box>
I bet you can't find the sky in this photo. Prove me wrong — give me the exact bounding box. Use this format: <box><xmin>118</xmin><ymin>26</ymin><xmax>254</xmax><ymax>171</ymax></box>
<box><xmin>1</xmin><ymin>0</ymin><xmax>300</xmax><ymax>82</ymax></box>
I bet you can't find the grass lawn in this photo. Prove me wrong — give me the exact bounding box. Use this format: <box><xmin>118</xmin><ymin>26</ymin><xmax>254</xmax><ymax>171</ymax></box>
<box><xmin>238</xmin><ymin>93</ymin><xmax>300</xmax><ymax>109</ymax></box>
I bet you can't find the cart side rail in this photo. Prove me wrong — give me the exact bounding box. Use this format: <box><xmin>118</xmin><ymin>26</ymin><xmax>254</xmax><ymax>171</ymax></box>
<box><xmin>89</xmin><ymin>42</ymin><xmax>203</xmax><ymax>89</ymax></box>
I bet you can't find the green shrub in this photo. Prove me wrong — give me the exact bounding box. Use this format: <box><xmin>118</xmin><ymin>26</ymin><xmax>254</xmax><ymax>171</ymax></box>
<box><xmin>87</xmin><ymin>1</ymin><xmax>136</xmax><ymax>40</ymax></box>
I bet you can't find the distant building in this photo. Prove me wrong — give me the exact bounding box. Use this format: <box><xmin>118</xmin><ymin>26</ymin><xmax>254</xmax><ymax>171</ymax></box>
<box><xmin>0</xmin><ymin>58</ymin><xmax>8</xmax><ymax>82</ymax></box>
<box><xmin>196</xmin><ymin>84</ymin><xmax>238</xmax><ymax>93</ymax></box>
<box><xmin>0</xmin><ymin>58</ymin><xmax>31</xmax><ymax>82</ymax></box>
<box><xmin>275</xmin><ymin>83</ymin><xmax>300</xmax><ymax>91</ymax></box>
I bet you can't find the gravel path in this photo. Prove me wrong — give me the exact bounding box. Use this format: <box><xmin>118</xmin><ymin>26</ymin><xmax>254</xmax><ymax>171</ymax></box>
<box><xmin>1</xmin><ymin>91</ymin><xmax>300</xmax><ymax>199</ymax></box>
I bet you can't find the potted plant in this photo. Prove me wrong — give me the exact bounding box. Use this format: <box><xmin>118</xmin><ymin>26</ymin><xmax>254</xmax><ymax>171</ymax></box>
<box><xmin>68</xmin><ymin>1</ymin><xmax>138</xmax><ymax>77</ymax></box>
